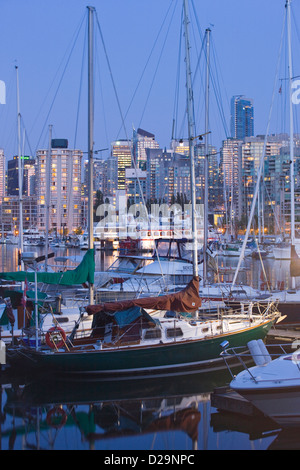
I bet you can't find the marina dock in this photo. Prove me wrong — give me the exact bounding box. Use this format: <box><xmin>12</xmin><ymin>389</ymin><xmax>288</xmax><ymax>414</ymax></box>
<box><xmin>268</xmin><ymin>327</ymin><xmax>300</xmax><ymax>341</ymax></box>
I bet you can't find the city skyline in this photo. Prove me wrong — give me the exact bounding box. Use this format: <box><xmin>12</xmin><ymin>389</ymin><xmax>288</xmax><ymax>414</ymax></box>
<box><xmin>0</xmin><ymin>0</ymin><xmax>299</xmax><ymax>165</ymax></box>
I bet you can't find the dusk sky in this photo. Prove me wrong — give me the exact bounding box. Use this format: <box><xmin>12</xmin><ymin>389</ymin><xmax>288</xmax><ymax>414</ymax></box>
<box><xmin>0</xmin><ymin>0</ymin><xmax>299</xmax><ymax>162</ymax></box>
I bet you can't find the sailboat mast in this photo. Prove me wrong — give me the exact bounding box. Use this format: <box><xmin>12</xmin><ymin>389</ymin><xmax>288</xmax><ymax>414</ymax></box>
<box><xmin>203</xmin><ymin>28</ymin><xmax>211</xmax><ymax>286</ymax></box>
<box><xmin>45</xmin><ymin>124</ymin><xmax>52</xmax><ymax>272</ymax></box>
<box><xmin>287</xmin><ymin>0</ymin><xmax>295</xmax><ymax>245</ymax></box>
<box><xmin>183</xmin><ymin>0</ymin><xmax>198</xmax><ymax>278</ymax></box>
<box><xmin>88</xmin><ymin>6</ymin><xmax>95</xmax><ymax>304</ymax></box>
<box><xmin>16</xmin><ymin>66</ymin><xmax>24</xmax><ymax>271</ymax></box>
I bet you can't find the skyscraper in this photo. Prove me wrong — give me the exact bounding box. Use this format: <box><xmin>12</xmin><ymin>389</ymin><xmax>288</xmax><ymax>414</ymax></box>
<box><xmin>132</xmin><ymin>128</ymin><xmax>159</xmax><ymax>170</ymax></box>
<box><xmin>111</xmin><ymin>140</ymin><xmax>132</xmax><ymax>191</ymax></box>
<box><xmin>7</xmin><ymin>155</ymin><xmax>36</xmax><ymax>196</ymax></box>
<box><xmin>230</xmin><ymin>95</ymin><xmax>254</xmax><ymax>140</ymax></box>
<box><xmin>221</xmin><ymin>138</ymin><xmax>243</xmax><ymax>222</ymax></box>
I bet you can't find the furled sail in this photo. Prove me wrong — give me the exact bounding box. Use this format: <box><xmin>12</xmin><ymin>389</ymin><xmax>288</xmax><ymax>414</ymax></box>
<box><xmin>86</xmin><ymin>276</ymin><xmax>201</xmax><ymax>315</ymax></box>
<box><xmin>290</xmin><ymin>244</ymin><xmax>300</xmax><ymax>277</ymax></box>
<box><xmin>0</xmin><ymin>249</ymin><xmax>95</xmax><ymax>285</ymax></box>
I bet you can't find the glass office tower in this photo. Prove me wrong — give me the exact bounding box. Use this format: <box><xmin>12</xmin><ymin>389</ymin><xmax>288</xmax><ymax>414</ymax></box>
<box><xmin>230</xmin><ymin>95</ymin><xmax>254</xmax><ymax>140</ymax></box>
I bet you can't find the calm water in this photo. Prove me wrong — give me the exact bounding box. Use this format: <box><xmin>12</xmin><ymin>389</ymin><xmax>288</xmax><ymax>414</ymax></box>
<box><xmin>0</xmin><ymin>244</ymin><xmax>299</xmax><ymax>451</ymax></box>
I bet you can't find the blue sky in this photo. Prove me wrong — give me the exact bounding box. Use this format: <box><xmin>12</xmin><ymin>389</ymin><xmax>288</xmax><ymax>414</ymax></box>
<box><xmin>0</xmin><ymin>0</ymin><xmax>299</xmax><ymax>162</ymax></box>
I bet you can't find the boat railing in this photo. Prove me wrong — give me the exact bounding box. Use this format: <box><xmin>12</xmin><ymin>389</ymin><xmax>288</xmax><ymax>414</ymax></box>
<box><xmin>220</xmin><ymin>340</ymin><xmax>292</xmax><ymax>382</ymax></box>
<box><xmin>199</xmin><ymin>299</ymin><xmax>279</xmax><ymax>323</ymax></box>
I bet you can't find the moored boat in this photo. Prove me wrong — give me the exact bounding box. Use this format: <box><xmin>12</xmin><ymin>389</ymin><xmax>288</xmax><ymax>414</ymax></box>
<box><xmin>224</xmin><ymin>339</ymin><xmax>300</xmax><ymax>428</ymax></box>
<box><xmin>6</xmin><ymin>276</ymin><xmax>280</xmax><ymax>376</ymax></box>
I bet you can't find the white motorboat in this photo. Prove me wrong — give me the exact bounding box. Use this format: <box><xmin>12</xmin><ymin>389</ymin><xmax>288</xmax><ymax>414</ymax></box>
<box><xmin>223</xmin><ymin>339</ymin><xmax>300</xmax><ymax>428</ymax></box>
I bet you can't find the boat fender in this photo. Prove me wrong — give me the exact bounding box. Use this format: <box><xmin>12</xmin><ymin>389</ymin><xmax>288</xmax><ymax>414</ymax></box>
<box><xmin>247</xmin><ymin>340</ymin><xmax>269</xmax><ymax>366</ymax></box>
<box><xmin>256</xmin><ymin>339</ymin><xmax>271</xmax><ymax>364</ymax></box>
<box><xmin>45</xmin><ymin>326</ymin><xmax>67</xmax><ymax>349</ymax></box>
<box><xmin>46</xmin><ymin>406</ymin><xmax>67</xmax><ymax>429</ymax></box>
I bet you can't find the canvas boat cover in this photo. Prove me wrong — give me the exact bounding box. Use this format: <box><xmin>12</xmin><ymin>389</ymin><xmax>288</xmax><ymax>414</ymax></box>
<box><xmin>290</xmin><ymin>244</ymin><xmax>300</xmax><ymax>277</ymax></box>
<box><xmin>0</xmin><ymin>249</ymin><xmax>95</xmax><ymax>286</ymax></box>
<box><xmin>86</xmin><ymin>276</ymin><xmax>201</xmax><ymax>315</ymax></box>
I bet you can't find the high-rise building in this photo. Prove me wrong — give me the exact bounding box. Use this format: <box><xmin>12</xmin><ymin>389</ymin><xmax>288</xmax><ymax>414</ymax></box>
<box><xmin>7</xmin><ymin>155</ymin><xmax>36</xmax><ymax>196</ymax></box>
<box><xmin>230</xmin><ymin>95</ymin><xmax>254</xmax><ymax>140</ymax></box>
<box><xmin>221</xmin><ymin>138</ymin><xmax>243</xmax><ymax>224</ymax></box>
<box><xmin>36</xmin><ymin>140</ymin><xmax>82</xmax><ymax>234</ymax></box>
<box><xmin>132</xmin><ymin>128</ymin><xmax>159</xmax><ymax>170</ymax></box>
<box><xmin>125</xmin><ymin>168</ymin><xmax>147</xmax><ymax>205</ymax></box>
<box><xmin>111</xmin><ymin>140</ymin><xmax>132</xmax><ymax>191</ymax></box>
<box><xmin>146</xmin><ymin>148</ymin><xmax>191</xmax><ymax>204</ymax></box>
<box><xmin>241</xmin><ymin>134</ymin><xmax>300</xmax><ymax>234</ymax></box>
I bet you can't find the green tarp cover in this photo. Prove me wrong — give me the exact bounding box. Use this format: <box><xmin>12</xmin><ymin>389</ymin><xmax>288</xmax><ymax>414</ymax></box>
<box><xmin>0</xmin><ymin>249</ymin><xmax>95</xmax><ymax>286</ymax></box>
<box><xmin>114</xmin><ymin>306</ymin><xmax>157</xmax><ymax>328</ymax></box>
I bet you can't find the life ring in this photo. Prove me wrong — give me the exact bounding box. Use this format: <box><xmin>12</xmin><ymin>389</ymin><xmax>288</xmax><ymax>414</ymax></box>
<box><xmin>46</xmin><ymin>406</ymin><xmax>67</xmax><ymax>429</ymax></box>
<box><xmin>45</xmin><ymin>326</ymin><xmax>66</xmax><ymax>349</ymax></box>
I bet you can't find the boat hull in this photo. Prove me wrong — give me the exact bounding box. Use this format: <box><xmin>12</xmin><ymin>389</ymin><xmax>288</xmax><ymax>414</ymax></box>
<box><xmin>235</xmin><ymin>386</ymin><xmax>300</xmax><ymax>427</ymax></box>
<box><xmin>8</xmin><ymin>318</ymin><xmax>274</xmax><ymax>376</ymax></box>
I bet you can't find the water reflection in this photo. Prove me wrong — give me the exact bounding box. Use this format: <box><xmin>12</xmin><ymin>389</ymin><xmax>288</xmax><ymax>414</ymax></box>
<box><xmin>1</xmin><ymin>367</ymin><xmax>297</xmax><ymax>451</ymax></box>
<box><xmin>0</xmin><ymin>244</ymin><xmax>299</xmax><ymax>292</ymax></box>
<box><xmin>1</xmin><ymin>370</ymin><xmax>227</xmax><ymax>450</ymax></box>
<box><xmin>0</xmin><ymin>244</ymin><xmax>115</xmax><ymax>273</ymax></box>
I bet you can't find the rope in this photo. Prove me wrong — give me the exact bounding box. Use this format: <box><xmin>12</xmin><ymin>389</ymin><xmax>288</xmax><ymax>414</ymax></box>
<box><xmin>33</xmin><ymin>11</ymin><xmax>86</xmax><ymax>154</ymax></box>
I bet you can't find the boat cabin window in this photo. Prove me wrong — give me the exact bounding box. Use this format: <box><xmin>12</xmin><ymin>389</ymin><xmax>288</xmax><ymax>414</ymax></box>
<box><xmin>231</xmin><ymin>289</ymin><xmax>247</xmax><ymax>295</ymax></box>
<box><xmin>144</xmin><ymin>328</ymin><xmax>162</xmax><ymax>340</ymax></box>
<box><xmin>166</xmin><ymin>327</ymin><xmax>183</xmax><ymax>338</ymax></box>
<box><xmin>55</xmin><ymin>317</ymin><xmax>69</xmax><ymax>323</ymax></box>
<box><xmin>156</xmin><ymin>241</ymin><xmax>172</xmax><ymax>257</ymax></box>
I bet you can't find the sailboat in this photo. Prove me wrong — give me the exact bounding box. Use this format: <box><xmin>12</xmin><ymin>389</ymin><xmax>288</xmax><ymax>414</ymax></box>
<box><xmin>0</xmin><ymin>248</ymin><xmax>95</xmax><ymax>343</ymax></box>
<box><xmin>224</xmin><ymin>338</ymin><xmax>300</xmax><ymax>428</ymax></box>
<box><xmin>6</xmin><ymin>2</ymin><xmax>281</xmax><ymax>377</ymax></box>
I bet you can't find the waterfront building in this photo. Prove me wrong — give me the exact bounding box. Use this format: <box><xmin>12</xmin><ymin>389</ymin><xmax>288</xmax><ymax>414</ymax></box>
<box><xmin>111</xmin><ymin>139</ymin><xmax>132</xmax><ymax>192</ymax></box>
<box><xmin>263</xmin><ymin>138</ymin><xmax>300</xmax><ymax>235</ymax></box>
<box><xmin>146</xmin><ymin>148</ymin><xmax>164</xmax><ymax>202</ymax></box>
<box><xmin>125</xmin><ymin>168</ymin><xmax>147</xmax><ymax>206</ymax></box>
<box><xmin>230</xmin><ymin>95</ymin><xmax>254</xmax><ymax>140</ymax></box>
<box><xmin>241</xmin><ymin>136</ymin><xmax>284</xmax><ymax>225</ymax></box>
<box><xmin>0</xmin><ymin>195</ymin><xmax>37</xmax><ymax>233</ymax></box>
<box><xmin>220</xmin><ymin>138</ymin><xmax>243</xmax><ymax>228</ymax></box>
<box><xmin>146</xmin><ymin>148</ymin><xmax>191</xmax><ymax>204</ymax></box>
<box><xmin>132</xmin><ymin>128</ymin><xmax>160</xmax><ymax>170</ymax></box>
<box><xmin>171</xmin><ymin>139</ymin><xmax>190</xmax><ymax>156</ymax></box>
<box><xmin>194</xmin><ymin>143</ymin><xmax>220</xmax><ymax>208</ymax></box>
<box><xmin>82</xmin><ymin>158</ymin><xmax>107</xmax><ymax>196</ymax></box>
<box><xmin>7</xmin><ymin>155</ymin><xmax>36</xmax><ymax>196</ymax></box>
<box><xmin>36</xmin><ymin>140</ymin><xmax>82</xmax><ymax>235</ymax></box>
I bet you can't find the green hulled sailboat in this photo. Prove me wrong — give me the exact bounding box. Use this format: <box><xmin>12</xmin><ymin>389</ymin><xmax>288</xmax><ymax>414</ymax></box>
<box><xmin>7</xmin><ymin>275</ymin><xmax>279</xmax><ymax>377</ymax></box>
<box><xmin>6</xmin><ymin>2</ymin><xmax>280</xmax><ymax>378</ymax></box>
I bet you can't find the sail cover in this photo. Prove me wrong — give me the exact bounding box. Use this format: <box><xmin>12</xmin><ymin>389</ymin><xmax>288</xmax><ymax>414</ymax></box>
<box><xmin>86</xmin><ymin>276</ymin><xmax>201</xmax><ymax>315</ymax></box>
<box><xmin>0</xmin><ymin>249</ymin><xmax>95</xmax><ymax>285</ymax></box>
<box><xmin>290</xmin><ymin>244</ymin><xmax>300</xmax><ymax>277</ymax></box>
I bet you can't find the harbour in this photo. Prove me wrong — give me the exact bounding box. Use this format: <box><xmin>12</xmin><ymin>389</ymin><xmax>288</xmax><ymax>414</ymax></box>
<box><xmin>1</xmin><ymin>0</ymin><xmax>300</xmax><ymax>453</ymax></box>
<box><xmin>0</xmin><ymin>244</ymin><xmax>300</xmax><ymax>451</ymax></box>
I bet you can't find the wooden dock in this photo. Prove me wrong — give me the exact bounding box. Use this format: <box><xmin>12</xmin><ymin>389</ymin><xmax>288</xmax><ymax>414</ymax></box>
<box><xmin>268</xmin><ymin>327</ymin><xmax>300</xmax><ymax>341</ymax></box>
